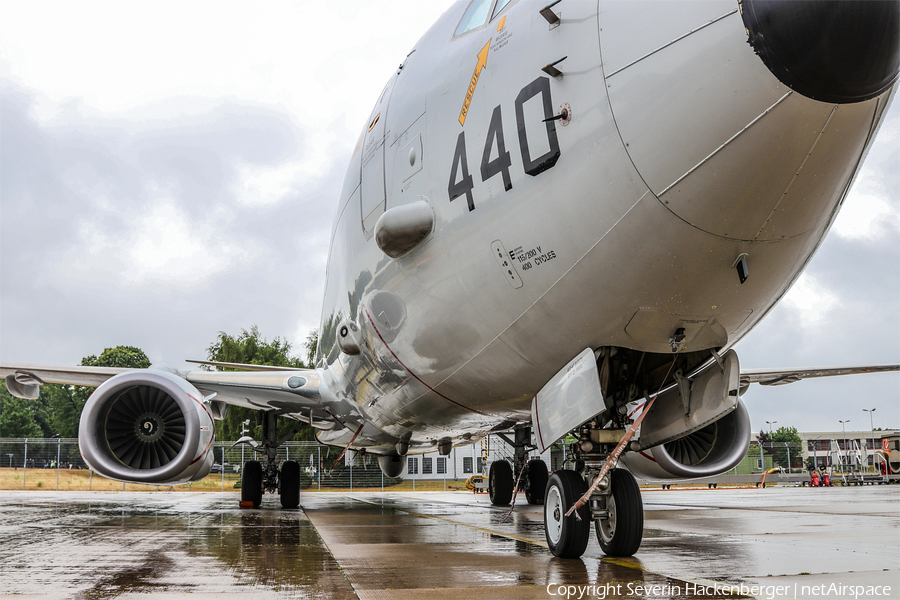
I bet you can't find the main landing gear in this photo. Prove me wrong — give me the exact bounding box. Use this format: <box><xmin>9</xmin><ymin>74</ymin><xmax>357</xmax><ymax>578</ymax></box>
<box><xmin>238</xmin><ymin>410</ymin><xmax>301</xmax><ymax>509</ymax></box>
<box><xmin>488</xmin><ymin>426</ymin><xmax>549</xmax><ymax>507</ymax></box>
<box><xmin>544</xmin><ymin>419</ymin><xmax>644</xmax><ymax>559</ymax></box>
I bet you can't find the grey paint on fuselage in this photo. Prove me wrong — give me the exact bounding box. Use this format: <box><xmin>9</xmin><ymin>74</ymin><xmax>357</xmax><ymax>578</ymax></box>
<box><xmin>313</xmin><ymin>0</ymin><xmax>894</xmax><ymax>450</ymax></box>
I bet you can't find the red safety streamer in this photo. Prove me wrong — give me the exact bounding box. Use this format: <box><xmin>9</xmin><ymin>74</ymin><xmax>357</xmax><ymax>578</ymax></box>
<box><xmin>330</xmin><ymin>424</ymin><xmax>365</xmax><ymax>471</ymax></box>
<box><xmin>502</xmin><ymin>460</ymin><xmax>529</xmax><ymax>522</ymax></box>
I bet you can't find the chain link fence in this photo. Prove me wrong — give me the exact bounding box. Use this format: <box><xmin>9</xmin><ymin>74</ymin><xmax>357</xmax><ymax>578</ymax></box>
<box><xmin>0</xmin><ymin>437</ymin><xmax>562</xmax><ymax>492</ymax></box>
<box><xmin>746</xmin><ymin>441</ymin><xmax>804</xmax><ymax>472</ymax></box>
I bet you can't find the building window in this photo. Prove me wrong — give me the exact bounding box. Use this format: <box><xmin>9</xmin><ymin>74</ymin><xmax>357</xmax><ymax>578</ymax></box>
<box><xmin>437</xmin><ymin>457</ymin><xmax>447</xmax><ymax>474</ymax></box>
<box><xmin>423</xmin><ymin>457</ymin><xmax>433</xmax><ymax>474</ymax></box>
<box><xmin>463</xmin><ymin>457</ymin><xmax>473</xmax><ymax>474</ymax></box>
<box><xmin>477</xmin><ymin>457</ymin><xmax>484</xmax><ymax>473</ymax></box>
<box><xmin>408</xmin><ymin>457</ymin><xmax>418</xmax><ymax>474</ymax></box>
<box><xmin>757</xmin><ymin>459</ymin><xmax>763</xmax><ymax>469</ymax></box>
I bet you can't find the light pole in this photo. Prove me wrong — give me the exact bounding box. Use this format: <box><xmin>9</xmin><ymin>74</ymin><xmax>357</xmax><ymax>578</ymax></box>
<box><xmin>839</xmin><ymin>420</ymin><xmax>850</xmax><ymax>466</ymax></box>
<box><xmin>6</xmin><ymin>454</ymin><xmax>12</xmax><ymax>468</ymax></box>
<box><xmin>764</xmin><ymin>421</ymin><xmax>776</xmax><ymax>469</ymax></box>
<box><xmin>863</xmin><ymin>408</ymin><xmax>876</xmax><ymax>471</ymax></box>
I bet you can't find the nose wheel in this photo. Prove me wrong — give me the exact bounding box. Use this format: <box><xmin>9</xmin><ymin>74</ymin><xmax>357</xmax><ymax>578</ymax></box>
<box><xmin>542</xmin><ymin>467</ymin><xmax>644</xmax><ymax>558</ymax></box>
<box><xmin>544</xmin><ymin>470</ymin><xmax>591</xmax><ymax>558</ymax></box>
<box><xmin>594</xmin><ymin>469</ymin><xmax>643</xmax><ymax>557</ymax></box>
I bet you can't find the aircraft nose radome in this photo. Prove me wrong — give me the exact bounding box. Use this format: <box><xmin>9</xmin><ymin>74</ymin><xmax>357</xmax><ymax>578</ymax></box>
<box><xmin>740</xmin><ymin>0</ymin><xmax>900</xmax><ymax>103</ymax></box>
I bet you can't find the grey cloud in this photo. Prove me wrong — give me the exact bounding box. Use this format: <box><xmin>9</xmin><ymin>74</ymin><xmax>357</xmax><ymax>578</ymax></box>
<box><xmin>1</xmin><ymin>80</ymin><xmax>340</xmax><ymax>367</ymax></box>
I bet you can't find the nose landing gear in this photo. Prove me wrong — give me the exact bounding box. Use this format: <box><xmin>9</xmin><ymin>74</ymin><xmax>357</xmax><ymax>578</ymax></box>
<box><xmin>543</xmin><ymin>419</ymin><xmax>645</xmax><ymax>559</ymax></box>
<box><xmin>544</xmin><ymin>470</ymin><xmax>591</xmax><ymax>558</ymax></box>
<box><xmin>593</xmin><ymin>468</ymin><xmax>643</xmax><ymax>556</ymax></box>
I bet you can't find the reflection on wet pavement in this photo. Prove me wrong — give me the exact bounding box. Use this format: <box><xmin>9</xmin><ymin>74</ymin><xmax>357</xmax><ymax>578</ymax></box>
<box><xmin>0</xmin><ymin>494</ymin><xmax>355</xmax><ymax>599</ymax></box>
<box><xmin>0</xmin><ymin>486</ymin><xmax>896</xmax><ymax>599</ymax></box>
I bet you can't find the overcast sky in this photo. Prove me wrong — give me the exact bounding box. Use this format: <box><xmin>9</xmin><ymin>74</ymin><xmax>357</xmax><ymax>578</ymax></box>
<box><xmin>1</xmin><ymin>1</ymin><xmax>897</xmax><ymax>434</ymax></box>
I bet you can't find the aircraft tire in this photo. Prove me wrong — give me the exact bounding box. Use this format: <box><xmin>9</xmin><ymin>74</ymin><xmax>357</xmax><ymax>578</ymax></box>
<box><xmin>544</xmin><ymin>470</ymin><xmax>591</xmax><ymax>558</ymax></box>
<box><xmin>595</xmin><ymin>469</ymin><xmax>643</xmax><ymax>557</ymax></box>
<box><xmin>241</xmin><ymin>460</ymin><xmax>263</xmax><ymax>508</ymax></box>
<box><xmin>489</xmin><ymin>460</ymin><xmax>514</xmax><ymax>506</ymax></box>
<box><xmin>280</xmin><ymin>460</ymin><xmax>301</xmax><ymax>509</ymax></box>
<box><xmin>525</xmin><ymin>459</ymin><xmax>549</xmax><ymax>505</ymax></box>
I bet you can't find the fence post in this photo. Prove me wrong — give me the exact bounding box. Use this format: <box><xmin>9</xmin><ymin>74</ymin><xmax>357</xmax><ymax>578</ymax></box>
<box><xmin>318</xmin><ymin>447</ymin><xmax>321</xmax><ymax>491</ymax></box>
<box><xmin>23</xmin><ymin>438</ymin><xmax>28</xmax><ymax>490</ymax></box>
<box><xmin>350</xmin><ymin>455</ymin><xmax>353</xmax><ymax>493</ymax></box>
<box><xmin>221</xmin><ymin>445</ymin><xmax>225</xmax><ymax>491</ymax></box>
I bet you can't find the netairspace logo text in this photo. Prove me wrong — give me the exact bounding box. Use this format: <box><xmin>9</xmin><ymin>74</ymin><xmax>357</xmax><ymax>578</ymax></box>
<box><xmin>545</xmin><ymin>582</ymin><xmax>893</xmax><ymax>599</ymax></box>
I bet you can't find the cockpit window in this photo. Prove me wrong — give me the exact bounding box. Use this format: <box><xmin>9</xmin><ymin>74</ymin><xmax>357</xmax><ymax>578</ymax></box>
<box><xmin>492</xmin><ymin>0</ymin><xmax>512</xmax><ymax>19</ymax></box>
<box><xmin>454</xmin><ymin>0</ymin><xmax>491</xmax><ymax>37</ymax></box>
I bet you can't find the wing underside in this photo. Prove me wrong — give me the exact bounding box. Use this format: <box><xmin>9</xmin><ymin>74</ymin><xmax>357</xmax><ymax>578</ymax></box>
<box><xmin>740</xmin><ymin>364</ymin><xmax>899</xmax><ymax>386</ymax></box>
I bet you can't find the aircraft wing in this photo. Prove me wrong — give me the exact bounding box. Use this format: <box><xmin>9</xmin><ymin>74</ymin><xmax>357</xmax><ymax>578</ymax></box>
<box><xmin>0</xmin><ymin>363</ymin><xmax>323</xmax><ymax>411</ymax></box>
<box><xmin>1</xmin><ymin>364</ymin><xmax>127</xmax><ymax>391</ymax></box>
<box><xmin>740</xmin><ymin>364</ymin><xmax>899</xmax><ymax>387</ymax></box>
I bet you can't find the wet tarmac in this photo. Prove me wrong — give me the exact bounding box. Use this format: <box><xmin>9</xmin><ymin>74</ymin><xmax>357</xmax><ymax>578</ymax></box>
<box><xmin>0</xmin><ymin>485</ymin><xmax>896</xmax><ymax>599</ymax></box>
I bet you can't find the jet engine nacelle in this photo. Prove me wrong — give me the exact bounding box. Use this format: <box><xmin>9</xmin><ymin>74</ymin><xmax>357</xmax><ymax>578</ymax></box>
<box><xmin>78</xmin><ymin>368</ymin><xmax>215</xmax><ymax>485</ymax></box>
<box><xmin>620</xmin><ymin>398</ymin><xmax>751</xmax><ymax>480</ymax></box>
<box><xmin>378</xmin><ymin>454</ymin><xmax>405</xmax><ymax>478</ymax></box>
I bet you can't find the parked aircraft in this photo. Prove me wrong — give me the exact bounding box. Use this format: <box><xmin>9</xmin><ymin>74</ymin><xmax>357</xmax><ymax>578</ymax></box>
<box><xmin>3</xmin><ymin>0</ymin><xmax>899</xmax><ymax>559</ymax></box>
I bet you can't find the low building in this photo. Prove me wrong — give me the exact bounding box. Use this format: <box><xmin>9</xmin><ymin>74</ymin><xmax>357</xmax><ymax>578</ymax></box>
<box><xmin>800</xmin><ymin>430</ymin><xmax>899</xmax><ymax>469</ymax></box>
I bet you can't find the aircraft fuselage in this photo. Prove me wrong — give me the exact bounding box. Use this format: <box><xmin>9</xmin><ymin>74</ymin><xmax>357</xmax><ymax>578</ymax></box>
<box><xmin>314</xmin><ymin>0</ymin><xmax>896</xmax><ymax>450</ymax></box>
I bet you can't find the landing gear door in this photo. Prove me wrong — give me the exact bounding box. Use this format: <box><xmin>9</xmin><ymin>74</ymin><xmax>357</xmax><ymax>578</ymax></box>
<box><xmin>532</xmin><ymin>348</ymin><xmax>606</xmax><ymax>453</ymax></box>
<box><xmin>361</xmin><ymin>78</ymin><xmax>396</xmax><ymax>237</ymax></box>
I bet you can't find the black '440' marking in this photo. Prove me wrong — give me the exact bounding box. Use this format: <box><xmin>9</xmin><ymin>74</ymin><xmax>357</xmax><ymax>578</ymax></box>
<box><xmin>448</xmin><ymin>76</ymin><xmax>561</xmax><ymax>211</ymax></box>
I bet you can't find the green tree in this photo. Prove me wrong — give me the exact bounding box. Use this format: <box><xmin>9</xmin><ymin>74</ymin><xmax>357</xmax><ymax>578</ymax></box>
<box><xmin>81</xmin><ymin>346</ymin><xmax>151</xmax><ymax>369</ymax></box>
<box><xmin>305</xmin><ymin>329</ymin><xmax>318</xmax><ymax>367</ymax></box>
<box><xmin>770</xmin><ymin>426</ymin><xmax>802</xmax><ymax>470</ymax></box>
<box><xmin>0</xmin><ymin>391</ymin><xmax>43</xmax><ymax>438</ymax></box>
<box><xmin>206</xmin><ymin>325</ymin><xmax>315</xmax><ymax>441</ymax></box>
<box><xmin>42</xmin><ymin>346</ymin><xmax>151</xmax><ymax>438</ymax></box>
